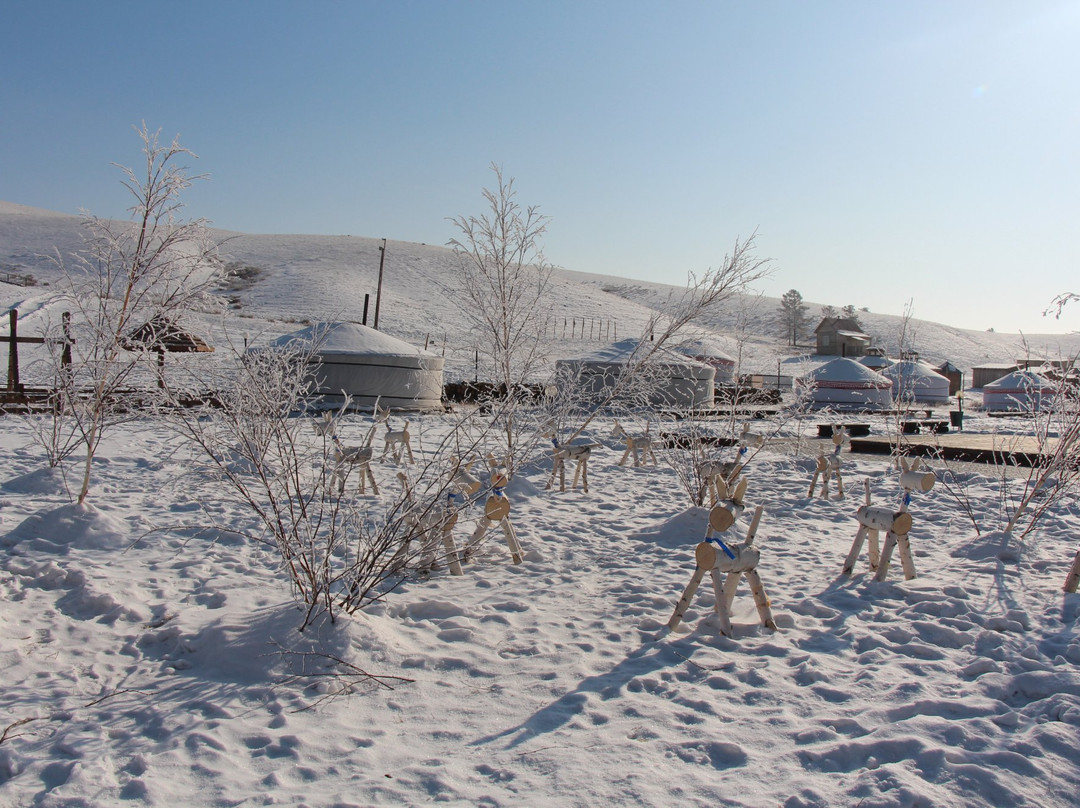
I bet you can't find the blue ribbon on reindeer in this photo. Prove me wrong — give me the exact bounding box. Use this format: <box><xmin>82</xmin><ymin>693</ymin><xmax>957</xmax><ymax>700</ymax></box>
<box><xmin>706</xmin><ymin>535</ymin><xmax>737</xmax><ymax>560</ymax></box>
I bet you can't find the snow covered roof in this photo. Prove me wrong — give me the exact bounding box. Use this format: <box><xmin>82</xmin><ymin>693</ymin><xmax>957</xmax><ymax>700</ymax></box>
<box><xmin>881</xmin><ymin>360</ymin><xmax>949</xmax><ymax>385</ymax></box>
<box><xmin>800</xmin><ymin>357</ymin><xmax>893</xmax><ymax>389</ymax></box>
<box><xmin>982</xmin><ymin>369</ymin><xmax>1056</xmax><ymax>394</ymax></box>
<box><xmin>562</xmin><ymin>338</ymin><xmax>709</xmax><ymax>369</ymax></box>
<box><xmin>674</xmin><ymin>336</ymin><xmax>735</xmax><ymax>366</ymax></box>
<box><xmin>859</xmin><ymin>353</ymin><xmax>892</xmax><ymax>369</ymax></box>
<box><xmin>270</xmin><ymin>322</ymin><xmax>437</xmax><ymax>360</ymax></box>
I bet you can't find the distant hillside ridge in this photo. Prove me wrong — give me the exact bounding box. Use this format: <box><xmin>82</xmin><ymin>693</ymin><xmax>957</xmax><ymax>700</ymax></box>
<box><xmin>2</xmin><ymin>200</ymin><xmax>1078</xmax><ymax>379</ymax></box>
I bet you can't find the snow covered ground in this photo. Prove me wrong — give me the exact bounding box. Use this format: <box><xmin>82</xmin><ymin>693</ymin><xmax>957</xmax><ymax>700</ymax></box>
<box><xmin>1</xmin><ymin>201</ymin><xmax>1079</xmax><ymax>806</ymax></box>
<box><xmin>1</xmin><ymin>407</ymin><xmax>1078</xmax><ymax>807</ymax></box>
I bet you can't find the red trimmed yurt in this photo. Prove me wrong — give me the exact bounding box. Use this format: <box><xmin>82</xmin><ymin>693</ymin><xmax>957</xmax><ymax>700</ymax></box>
<box><xmin>676</xmin><ymin>337</ymin><xmax>736</xmax><ymax>384</ymax></box>
<box><xmin>982</xmin><ymin>370</ymin><xmax>1057</xmax><ymax>412</ymax></box>
<box><xmin>881</xmin><ymin>361</ymin><xmax>950</xmax><ymax>404</ymax></box>
<box><xmin>799</xmin><ymin>357</ymin><xmax>893</xmax><ymax>410</ymax></box>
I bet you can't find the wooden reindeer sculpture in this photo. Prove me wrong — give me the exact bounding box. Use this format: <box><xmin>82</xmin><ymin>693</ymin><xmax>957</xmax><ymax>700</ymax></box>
<box><xmin>464</xmin><ymin>457</ymin><xmax>524</xmax><ymax>564</ymax></box>
<box><xmin>809</xmin><ymin>425</ymin><xmax>849</xmax><ymax>500</ymax></box>
<box><xmin>842</xmin><ymin>458</ymin><xmax>935</xmax><ymax>581</ymax></box>
<box><xmin>544</xmin><ymin>428</ymin><xmax>600</xmax><ymax>493</ymax></box>
<box><xmin>667</xmin><ymin>476</ymin><xmax>777</xmax><ymax>637</ymax></box>
<box><xmin>447</xmin><ymin>458</ymin><xmax>483</xmax><ymax>507</ymax></box>
<box><xmin>381</xmin><ymin>420</ymin><xmax>415</xmax><ymax>464</ymax></box>
<box><xmin>312</xmin><ymin>413</ymin><xmax>379</xmax><ymax>494</ymax></box>
<box><xmin>331</xmin><ymin>431</ymin><xmax>379</xmax><ymax>495</ymax></box>
<box><xmin>738</xmin><ymin>423</ymin><xmax>766</xmax><ymax>451</ymax></box>
<box><xmin>697</xmin><ymin>426</ymin><xmax>762</xmax><ymax>507</ymax></box>
<box><xmin>611</xmin><ymin>420</ymin><xmax>658</xmax><ymax>468</ymax></box>
<box><xmin>699</xmin><ymin>423</ymin><xmax>765</xmax><ymax>505</ymax></box>
<box><xmin>312</xmin><ymin>411</ymin><xmax>336</xmax><ymax>438</ymax></box>
<box><xmin>699</xmin><ymin>456</ymin><xmax>742</xmax><ymax>507</ymax></box>
<box><xmin>396</xmin><ymin>471</ymin><xmax>463</xmax><ymax>576</ymax></box>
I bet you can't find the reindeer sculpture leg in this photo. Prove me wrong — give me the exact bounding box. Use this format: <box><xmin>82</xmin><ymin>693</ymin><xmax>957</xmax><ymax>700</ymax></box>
<box><xmin>1065</xmin><ymin>548</ymin><xmax>1080</xmax><ymax>593</ymax></box>
<box><xmin>546</xmin><ymin>452</ymin><xmax>566</xmax><ymax>492</ymax></box>
<box><xmin>438</xmin><ymin>508</ymin><xmax>464</xmax><ymax>576</ymax></box>
<box><xmin>809</xmin><ymin>454</ymin><xmax>828</xmax><ymax>499</ymax></box>
<box><xmin>571</xmin><ymin>454</ymin><xmax>589</xmax><ymax>493</ymax></box>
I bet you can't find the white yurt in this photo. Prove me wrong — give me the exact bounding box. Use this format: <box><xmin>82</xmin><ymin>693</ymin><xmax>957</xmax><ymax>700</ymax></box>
<box><xmin>858</xmin><ymin>349</ymin><xmax>892</xmax><ymax>371</ymax></box>
<box><xmin>268</xmin><ymin>322</ymin><xmax>445</xmax><ymax>411</ymax></box>
<box><xmin>675</xmin><ymin>337</ymin><xmax>736</xmax><ymax>384</ymax></box>
<box><xmin>981</xmin><ymin>370</ymin><xmax>1057</xmax><ymax>412</ymax></box>
<box><xmin>881</xmin><ymin>361</ymin><xmax>951</xmax><ymax>404</ymax></box>
<box><xmin>799</xmin><ymin>357</ymin><xmax>893</xmax><ymax>410</ymax></box>
<box><xmin>555</xmin><ymin>338</ymin><xmax>716</xmax><ymax>409</ymax></box>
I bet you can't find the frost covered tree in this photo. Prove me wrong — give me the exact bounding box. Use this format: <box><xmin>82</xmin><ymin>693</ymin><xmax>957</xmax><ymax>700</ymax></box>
<box><xmin>841</xmin><ymin>304</ymin><xmax>862</xmax><ymax>328</ymax></box>
<box><xmin>554</xmin><ymin>235</ymin><xmax>772</xmax><ymax>443</ymax></box>
<box><xmin>47</xmin><ymin>125</ymin><xmax>221</xmax><ymax>504</ymax></box>
<box><xmin>170</xmin><ymin>332</ymin><xmax>517</xmax><ymax>629</ymax></box>
<box><xmin>446</xmin><ymin>164</ymin><xmax>553</xmax><ymax>472</ymax></box>
<box><xmin>1046</xmin><ymin>292</ymin><xmax>1079</xmax><ymax>320</ymax></box>
<box><xmin>778</xmin><ymin>289</ymin><xmax>809</xmax><ymax>346</ymax></box>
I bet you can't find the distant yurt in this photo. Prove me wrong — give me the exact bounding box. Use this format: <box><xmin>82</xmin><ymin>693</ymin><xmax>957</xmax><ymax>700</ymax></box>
<box><xmin>798</xmin><ymin>357</ymin><xmax>893</xmax><ymax>410</ymax></box>
<box><xmin>881</xmin><ymin>361</ymin><xmax>950</xmax><ymax>404</ymax></box>
<box><xmin>982</xmin><ymin>370</ymin><xmax>1057</xmax><ymax>412</ymax></box>
<box><xmin>268</xmin><ymin>322</ymin><xmax>444</xmax><ymax>411</ymax></box>
<box><xmin>675</xmin><ymin>337</ymin><xmax>736</xmax><ymax>384</ymax></box>
<box><xmin>555</xmin><ymin>338</ymin><xmax>715</xmax><ymax>409</ymax></box>
<box><xmin>858</xmin><ymin>348</ymin><xmax>892</xmax><ymax>371</ymax></box>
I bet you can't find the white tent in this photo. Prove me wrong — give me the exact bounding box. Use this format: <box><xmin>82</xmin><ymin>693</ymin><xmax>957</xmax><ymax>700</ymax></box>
<box><xmin>881</xmin><ymin>361</ymin><xmax>950</xmax><ymax>404</ymax></box>
<box><xmin>269</xmin><ymin>322</ymin><xmax>444</xmax><ymax>411</ymax></box>
<box><xmin>555</xmin><ymin>338</ymin><xmax>715</xmax><ymax>409</ymax></box>
<box><xmin>675</xmin><ymin>337</ymin><xmax>736</xmax><ymax>384</ymax></box>
<box><xmin>858</xmin><ymin>351</ymin><xmax>892</xmax><ymax>371</ymax></box>
<box><xmin>981</xmin><ymin>370</ymin><xmax>1057</xmax><ymax>412</ymax></box>
<box><xmin>798</xmin><ymin>357</ymin><xmax>893</xmax><ymax>410</ymax></box>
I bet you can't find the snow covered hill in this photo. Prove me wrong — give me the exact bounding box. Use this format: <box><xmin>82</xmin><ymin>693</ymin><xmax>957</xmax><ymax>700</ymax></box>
<box><xmin>3</xmin><ymin>201</ymin><xmax>1078</xmax><ymax>382</ymax></box>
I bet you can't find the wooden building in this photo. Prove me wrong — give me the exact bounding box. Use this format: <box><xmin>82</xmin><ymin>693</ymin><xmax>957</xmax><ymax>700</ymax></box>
<box><xmin>815</xmin><ymin>317</ymin><xmax>871</xmax><ymax>357</ymax></box>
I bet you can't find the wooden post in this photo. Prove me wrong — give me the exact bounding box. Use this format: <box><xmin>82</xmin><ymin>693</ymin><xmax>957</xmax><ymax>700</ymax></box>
<box><xmin>8</xmin><ymin>309</ymin><xmax>19</xmax><ymax>391</ymax></box>
<box><xmin>374</xmin><ymin>238</ymin><xmax>386</xmax><ymax>330</ymax></box>
<box><xmin>62</xmin><ymin>312</ymin><xmax>72</xmax><ymax>368</ymax></box>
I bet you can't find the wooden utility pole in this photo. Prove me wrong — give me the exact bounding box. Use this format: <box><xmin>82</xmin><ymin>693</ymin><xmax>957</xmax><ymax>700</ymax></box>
<box><xmin>374</xmin><ymin>238</ymin><xmax>387</xmax><ymax>330</ymax></box>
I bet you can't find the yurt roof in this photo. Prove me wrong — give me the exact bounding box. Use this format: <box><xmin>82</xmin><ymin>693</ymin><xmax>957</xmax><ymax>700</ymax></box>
<box><xmin>983</xmin><ymin>369</ymin><xmax>1056</xmax><ymax>393</ymax></box>
<box><xmin>881</xmin><ymin>360</ymin><xmax>949</xmax><ymax>385</ymax></box>
<box><xmin>122</xmin><ymin>317</ymin><xmax>213</xmax><ymax>353</ymax></box>
<box><xmin>859</xmin><ymin>354</ymin><xmax>893</xmax><ymax>369</ymax></box>
<box><xmin>674</xmin><ymin>336</ymin><xmax>735</xmax><ymax>365</ymax></box>
<box><xmin>270</xmin><ymin>322</ymin><xmax>436</xmax><ymax>360</ymax></box>
<box><xmin>802</xmin><ymin>357</ymin><xmax>892</xmax><ymax>389</ymax></box>
<box><xmin>563</xmin><ymin>338</ymin><xmax>710</xmax><ymax>369</ymax></box>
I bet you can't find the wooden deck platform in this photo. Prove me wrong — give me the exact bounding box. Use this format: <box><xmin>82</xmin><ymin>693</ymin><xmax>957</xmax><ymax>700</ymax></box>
<box><xmin>849</xmin><ymin>432</ymin><xmax>1056</xmax><ymax>467</ymax></box>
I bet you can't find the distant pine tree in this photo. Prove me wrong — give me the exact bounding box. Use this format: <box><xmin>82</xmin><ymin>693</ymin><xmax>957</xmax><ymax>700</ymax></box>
<box><xmin>779</xmin><ymin>289</ymin><xmax>810</xmax><ymax>346</ymax></box>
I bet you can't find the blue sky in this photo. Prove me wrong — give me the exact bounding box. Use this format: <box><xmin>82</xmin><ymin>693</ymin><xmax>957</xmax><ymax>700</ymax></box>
<box><xmin>3</xmin><ymin>1</ymin><xmax>1078</xmax><ymax>334</ymax></box>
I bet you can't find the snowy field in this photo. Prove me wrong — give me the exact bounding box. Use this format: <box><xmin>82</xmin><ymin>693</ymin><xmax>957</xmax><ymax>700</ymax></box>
<box><xmin>1</xmin><ymin>407</ymin><xmax>1078</xmax><ymax>807</ymax></box>
<box><xmin>1</xmin><ymin>199</ymin><xmax>1079</xmax><ymax>805</ymax></box>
